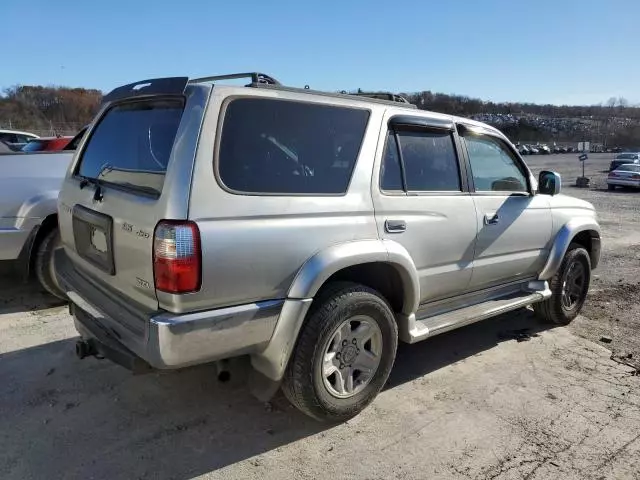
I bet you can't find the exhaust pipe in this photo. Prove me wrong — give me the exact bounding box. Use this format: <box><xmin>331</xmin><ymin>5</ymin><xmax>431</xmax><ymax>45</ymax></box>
<box><xmin>75</xmin><ymin>340</ymin><xmax>97</xmax><ymax>360</ymax></box>
<box><xmin>216</xmin><ymin>359</ymin><xmax>231</xmax><ymax>382</ymax></box>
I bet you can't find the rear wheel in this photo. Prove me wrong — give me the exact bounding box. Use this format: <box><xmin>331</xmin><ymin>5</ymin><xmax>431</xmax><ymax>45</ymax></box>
<box><xmin>34</xmin><ymin>228</ymin><xmax>66</xmax><ymax>300</ymax></box>
<box><xmin>534</xmin><ymin>244</ymin><xmax>591</xmax><ymax>325</ymax></box>
<box><xmin>282</xmin><ymin>282</ymin><xmax>398</xmax><ymax>422</ymax></box>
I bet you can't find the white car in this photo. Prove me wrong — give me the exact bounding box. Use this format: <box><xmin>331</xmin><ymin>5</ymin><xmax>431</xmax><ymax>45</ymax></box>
<box><xmin>0</xmin><ymin>129</ymin><xmax>39</xmax><ymax>151</ymax></box>
<box><xmin>607</xmin><ymin>164</ymin><xmax>640</xmax><ymax>190</ymax></box>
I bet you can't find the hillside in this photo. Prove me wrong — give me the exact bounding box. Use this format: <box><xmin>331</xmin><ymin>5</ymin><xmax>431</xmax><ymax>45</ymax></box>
<box><xmin>2</xmin><ymin>85</ymin><xmax>639</xmax><ymax>146</ymax></box>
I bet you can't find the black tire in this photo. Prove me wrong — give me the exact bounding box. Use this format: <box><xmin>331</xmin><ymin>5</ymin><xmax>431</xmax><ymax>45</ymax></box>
<box><xmin>282</xmin><ymin>282</ymin><xmax>398</xmax><ymax>422</ymax></box>
<box><xmin>608</xmin><ymin>184</ymin><xmax>616</xmax><ymax>191</ymax></box>
<box><xmin>34</xmin><ymin>228</ymin><xmax>66</xmax><ymax>300</ymax></box>
<box><xmin>534</xmin><ymin>244</ymin><xmax>591</xmax><ymax>325</ymax></box>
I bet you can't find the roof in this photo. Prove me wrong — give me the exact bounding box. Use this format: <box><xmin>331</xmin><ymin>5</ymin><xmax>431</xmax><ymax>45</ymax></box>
<box><xmin>0</xmin><ymin>129</ymin><xmax>39</xmax><ymax>137</ymax></box>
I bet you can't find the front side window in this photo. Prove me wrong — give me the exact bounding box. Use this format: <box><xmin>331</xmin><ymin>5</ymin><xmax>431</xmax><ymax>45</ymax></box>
<box><xmin>463</xmin><ymin>135</ymin><xmax>528</xmax><ymax>193</ymax></box>
<box><xmin>218</xmin><ymin>98</ymin><xmax>369</xmax><ymax>194</ymax></box>
<box><xmin>396</xmin><ymin>130</ymin><xmax>461</xmax><ymax>192</ymax></box>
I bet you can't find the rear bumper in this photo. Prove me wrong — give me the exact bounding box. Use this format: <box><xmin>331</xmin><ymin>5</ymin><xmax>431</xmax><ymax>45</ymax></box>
<box><xmin>55</xmin><ymin>249</ymin><xmax>284</xmax><ymax>369</ymax></box>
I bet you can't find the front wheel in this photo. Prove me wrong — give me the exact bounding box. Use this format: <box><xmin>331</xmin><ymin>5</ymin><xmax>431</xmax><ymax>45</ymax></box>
<box><xmin>534</xmin><ymin>245</ymin><xmax>591</xmax><ymax>325</ymax></box>
<box><xmin>608</xmin><ymin>184</ymin><xmax>616</xmax><ymax>191</ymax></box>
<box><xmin>282</xmin><ymin>282</ymin><xmax>398</xmax><ymax>422</ymax></box>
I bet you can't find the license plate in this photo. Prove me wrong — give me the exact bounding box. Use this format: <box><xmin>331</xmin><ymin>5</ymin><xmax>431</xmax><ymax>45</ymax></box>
<box><xmin>72</xmin><ymin>205</ymin><xmax>115</xmax><ymax>275</ymax></box>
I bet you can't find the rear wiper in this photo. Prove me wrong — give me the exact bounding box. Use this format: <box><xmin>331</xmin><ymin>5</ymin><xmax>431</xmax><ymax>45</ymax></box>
<box><xmin>78</xmin><ymin>176</ymin><xmax>104</xmax><ymax>202</ymax></box>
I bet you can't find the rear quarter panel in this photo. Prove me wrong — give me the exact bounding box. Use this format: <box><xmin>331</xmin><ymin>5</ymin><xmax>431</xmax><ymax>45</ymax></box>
<box><xmin>183</xmin><ymin>88</ymin><xmax>384</xmax><ymax>312</ymax></box>
<box><xmin>0</xmin><ymin>151</ymin><xmax>72</xmax><ymax>260</ymax></box>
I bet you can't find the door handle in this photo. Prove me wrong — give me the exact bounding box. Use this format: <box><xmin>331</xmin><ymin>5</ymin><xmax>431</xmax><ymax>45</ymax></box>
<box><xmin>484</xmin><ymin>213</ymin><xmax>499</xmax><ymax>225</ymax></box>
<box><xmin>385</xmin><ymin>220</ymin><xmax>406</xmax><ymax>233</ymax></box>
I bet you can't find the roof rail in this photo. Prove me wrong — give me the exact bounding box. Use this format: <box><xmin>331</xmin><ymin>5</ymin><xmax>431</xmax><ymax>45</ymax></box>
<box><xmin>189</xmin><ymin>72</ymin><xmax>281</xmax><ymax>85</ymax></box>
<box><xmin>187</xmin><ymin>72</ymin><xmax>416</xmax><ymax>108</ymax></box>
<box><xmin>348</xmin><ymin>91</ymin><xmax>411</xmax><ymax>104</ymax></box>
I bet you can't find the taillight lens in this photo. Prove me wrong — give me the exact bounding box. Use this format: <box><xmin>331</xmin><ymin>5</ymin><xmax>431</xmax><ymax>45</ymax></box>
<box><xmin>632</xmin><ymin>174</ymin><xmax>640</xmax><ymax>180</ymax></box>
<box><xmin>153</xmin><ymin>221</ymin><xmax>201</xmax><ymax>293</ymax></box>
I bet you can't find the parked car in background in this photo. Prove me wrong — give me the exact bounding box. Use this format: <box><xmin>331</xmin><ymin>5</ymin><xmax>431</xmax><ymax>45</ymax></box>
<box><xmin>539</xmin><ymin>145</ymin><xmax>551</xmax><ymax>154</ymax></box>
<box><xmin>0</xmin><ymin>127</ymin><xmax>86</xmax><ymax>298</ymax></box>
<box><xmin>0</xmin><ymin>129</ymin><xmax>39</xmax><ymax>151</ymax></box>
<box><xmin>22</xmin><ymin>136</ymin><xmax>73</xmax><ymax>152</ymax></box>
<box><xmin>609</xmin><ymin>153</ymin><xmax>640</xmax><ymax>172</ymax></box>
<box><xmin>55</xmin><ymin>73</ymin><xmax>601</xmax><ymax>422</ymax></box>
<box><xmin>529</xmin><ymin>146</ymin><xmax>539</xmax><ymax>154</ymax></box>
<box><xmin>0</xmin><ymin>140</ymin><xmax>13</xmax><ymax>154</ymax></box>
<box><xmin>607</xmin><ymin>164</ymin><xmax>640</xmax><ymax>190</ymax></box>
<box><xmin>518</xmin><ymin>144</ymin><xmax>530</xmax><ymax>155</ymax></box>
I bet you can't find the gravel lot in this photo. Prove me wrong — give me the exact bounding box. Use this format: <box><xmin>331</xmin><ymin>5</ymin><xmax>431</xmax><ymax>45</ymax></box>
<box><xmin>1</xmin><ymin>153</ymin><xmax>639</xmax><ymax>480</ymax></box>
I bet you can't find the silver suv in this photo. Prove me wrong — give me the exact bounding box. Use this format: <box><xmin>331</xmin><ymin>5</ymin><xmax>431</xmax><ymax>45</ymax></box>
<box><xmin>55</xmin><ymin>73</ymin><xmax>601</xmax><ymax>421</ymax></box>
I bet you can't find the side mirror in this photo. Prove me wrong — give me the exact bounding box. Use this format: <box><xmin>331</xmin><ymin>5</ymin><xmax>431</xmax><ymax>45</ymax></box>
<box><xmin>538</xmin><ymin>171</ymin><xmax>561</xmax><ymax>196</ymax></box>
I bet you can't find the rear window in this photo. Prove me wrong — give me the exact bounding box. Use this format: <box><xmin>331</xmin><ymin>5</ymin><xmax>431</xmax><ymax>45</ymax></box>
<box><xmin>616</xmin><ymin>153</ymin><xmax>638</xmax><ymax>160</ymax></box>
<box><xmin>77</xmin><ymin>98</ymin><xmax>184</xmax><ymax>196</ymax></box>
<box><xmin>218</xmin><ymin>98</ymin><xmax>370</xmax><ymax>194</ymax></box>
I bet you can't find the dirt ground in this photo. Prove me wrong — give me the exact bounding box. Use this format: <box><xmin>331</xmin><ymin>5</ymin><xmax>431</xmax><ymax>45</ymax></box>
<box><xmin>1</xmin><ymin>153</ymin><xmax>639</xmax><ymax>480</ymax></box>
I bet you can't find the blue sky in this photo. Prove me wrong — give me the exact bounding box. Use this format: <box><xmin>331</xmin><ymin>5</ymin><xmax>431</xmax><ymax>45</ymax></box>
<box><xmin>3</xmin><ymin>0</ymin><xmax>638</xmax><ymax>105</ymax></box>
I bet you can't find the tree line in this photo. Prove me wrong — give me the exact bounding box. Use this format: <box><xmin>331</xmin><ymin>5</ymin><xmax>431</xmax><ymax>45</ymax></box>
<box><xmin>0</xmin><ymin>85</ymin><xmax>101</xmax><ymax>134</ymax></box>
<box><xmin>1</xmin><ymin>85</ymin><xmax>639</xmax><ymax>145</ymax></box>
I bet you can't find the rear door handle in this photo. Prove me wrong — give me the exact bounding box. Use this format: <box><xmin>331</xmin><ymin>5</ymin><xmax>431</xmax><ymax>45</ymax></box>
<box><xmin>484</xmin><ymin>213</ymin><xmax>499</xmax><ymax>225</ymax></box>
<box><xmin>385</xmin><ymin>220</ymin><xmax>406</xmax><ymax>233</ymax></box>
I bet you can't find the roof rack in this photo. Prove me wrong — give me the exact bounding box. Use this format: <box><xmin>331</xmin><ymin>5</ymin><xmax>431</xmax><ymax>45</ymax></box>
<box><xmin>188</xmin><ymin>72</ymin><xmax>416</xmax><ymax>108</ymax></box>
<box><xmin>347</xmin><ymin>91</ymin><xmax>412</xmax><ymax>104</ymax></box>
<box><xmin>189</xmin><ymin>72</ymin><xmax>281</xmax><ymax>86</ymax></box>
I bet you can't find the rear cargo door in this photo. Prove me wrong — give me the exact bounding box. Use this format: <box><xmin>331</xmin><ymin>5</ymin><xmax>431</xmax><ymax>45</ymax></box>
<box><xmin>58</xmin><ymin>96</ymin><xmax>186</xmax><ymax>311</ymax></box>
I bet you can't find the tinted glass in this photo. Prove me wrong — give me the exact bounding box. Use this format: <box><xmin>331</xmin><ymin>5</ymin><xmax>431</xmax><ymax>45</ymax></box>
<box><xmin>16</xmin><ymin>135</ymin><xmax>34</xmax><ymax>143</ymax></box>
<box><xmin>381</xmin><ymin>133</ymin><xmax>403</xmax><ymax>191</ymax></box>
<box><xmin>219</xmin><ymin>98</ymin><xmax>369</xmax><ymax>194</ymax></box>
<box><xmin>78</xmin><ymin>99</ymin><xmax>183</xmax><ymax>196</ymax></box>
<box><xmin>65</xmin><ymin>127</ymin><xmax>87</xmax><ymax>151</ymax></box>
<box><xmin>396</xmin><ymin>130</ymin><xmax>461</xmax><ymax>191</ymax></box>
<box><xmin>616</xmin><ymin>153</ymin><xmax>637</xmax><ymax>159</ymax></box>
<box><xmin>0</xmin><ymin>133</ymin><xmax>17</xmax><ymax>143</ymax></box>
<box><xmin>464</xmin><ymin>135</ymin><xmax>528</xmax><ymax>192</ymax></box>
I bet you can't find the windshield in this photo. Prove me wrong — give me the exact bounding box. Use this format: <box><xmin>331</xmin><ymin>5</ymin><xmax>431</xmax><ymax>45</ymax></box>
<box><xmin>616</xmin><ymin>153</ymin><xmax>638</xmax><ymax>159</ymax></box>
<box><xmin>76</xmin><ymin>98</ymin><xmax>183</xmax><ymax>196</ymax></box>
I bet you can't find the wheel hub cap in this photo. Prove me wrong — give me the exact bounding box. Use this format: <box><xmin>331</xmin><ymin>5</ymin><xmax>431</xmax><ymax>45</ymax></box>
<box><xmin>562</xmin><ymin>260</ymin><xmax>586</xmax><ymax>310</ymax></box>
<box><xmin>320</xmin><ymin>316</ymin><xmax>383</xmax><ymax>399</ymax></box>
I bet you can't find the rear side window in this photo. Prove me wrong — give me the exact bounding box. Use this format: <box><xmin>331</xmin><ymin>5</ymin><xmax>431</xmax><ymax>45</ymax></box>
<box><xmin>398</xmin><ymin>130</ymin><xmax>461</xmax><ymax>191</ymax></box>
<box><xmin>77</xmin><ymin>98</ymin><xmax>184</xmax><ymax>196</ymax></box>
<box><xmin>218</xmin><ymin>98</ymin><xmax>370</xmax><ymax>194</ymax></box>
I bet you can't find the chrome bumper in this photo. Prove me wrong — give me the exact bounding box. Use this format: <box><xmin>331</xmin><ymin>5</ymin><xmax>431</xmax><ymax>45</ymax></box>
<box><xmin>55</xmin><ymin>249</ymin><xmax>284</xmax><ymax>369</ymax></box>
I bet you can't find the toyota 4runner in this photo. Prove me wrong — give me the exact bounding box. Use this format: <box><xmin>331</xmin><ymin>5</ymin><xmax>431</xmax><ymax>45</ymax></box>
<box><xmin>55</xmin><ymin>73</ymin><xmax>601</xmax><ymax>421</ymax></box>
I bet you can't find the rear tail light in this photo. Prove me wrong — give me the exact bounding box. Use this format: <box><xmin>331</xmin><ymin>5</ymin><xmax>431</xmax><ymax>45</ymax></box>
<box><xmin>633</xmin><ymin>174</ymin><xmax>640</xmax><ymax>180</ymax></box>
<box><xmin>153</xmin><ymin>221</ymin><xmax>201</xmax><ymax>293</ymax></box>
